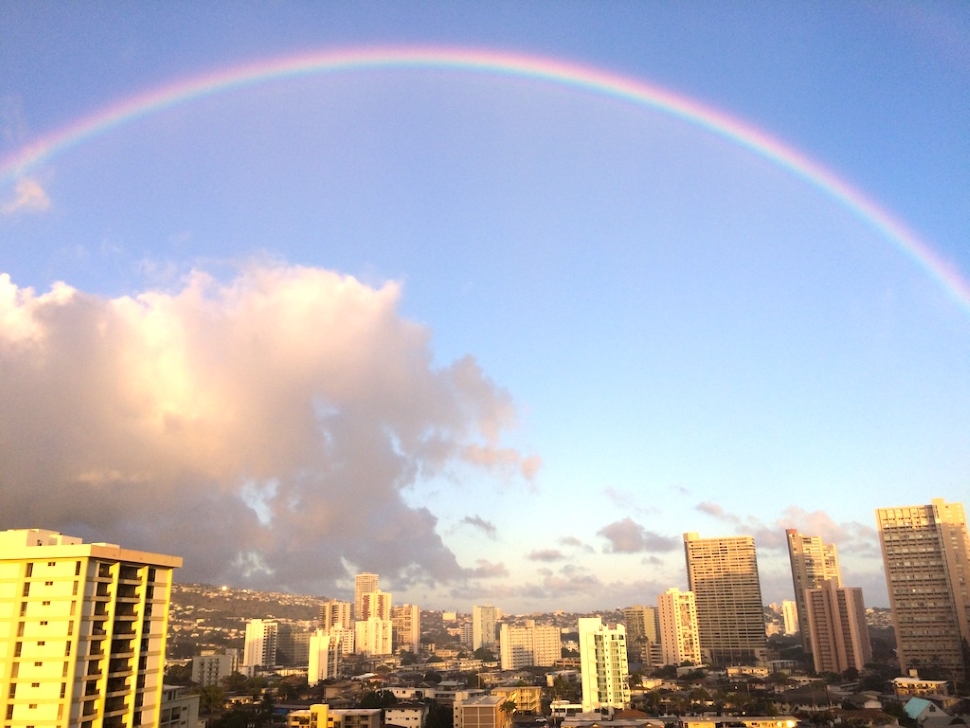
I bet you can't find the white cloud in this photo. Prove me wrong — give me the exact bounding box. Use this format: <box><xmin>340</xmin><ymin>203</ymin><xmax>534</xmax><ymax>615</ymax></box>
<box><xmin>0</xmin><ymin>263</ymin><xmax>537</xmax><ymax>593</ymax></box>
<box><xmin>1</xmin><ymin>178</ymin><xmax>51</xmax><ymax>215</ymax></box>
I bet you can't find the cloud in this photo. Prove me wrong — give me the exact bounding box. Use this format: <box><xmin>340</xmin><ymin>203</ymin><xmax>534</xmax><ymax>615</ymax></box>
<box><xmin>597</xmin><ymin>517</ymin><xmax>678</xmax><ymax>554</ymax></box>
<box><xmin>460</xmin><ymin>515</ymin><xmax>497</xmax><ymax>539</ymax></box>
<box><xmin>604</xmin><ymin>486</ymin><xmax>656</xmax><ymax>516</ymax></box>
<box><xmin>1</xmin><ymin>178</ymin><xmax>51</xmax><ymax>215</ymax></box>
<box><xmin>526</xmin><ymin>549</ymin><xmax>565</xmax><ymax>562</ymax></box>
<box><xmin>464</xmin><ymin>560</ymin><xmax>508</xmax><ymax>579</ymax></box>
<box><xmin>558</xmin><ymin>535</ymin><xmax>595</xmax><ymax>553</ymax></box>
<box><xmin>0</xmin><ymin>264</ymin><xmax>537</xmax><ymax>594</ymax></box>
<box><xmin>695</xmin><ymin>501</ymin><xmax>877</xmax><ymax>553</ymax></box>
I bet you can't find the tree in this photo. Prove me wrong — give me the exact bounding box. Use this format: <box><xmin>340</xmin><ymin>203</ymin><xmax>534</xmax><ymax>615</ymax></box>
<box><xmin>500</xmin><ymin>701</ymin><xmax>516</xmax><ymax>714</ymax></box>
<box><xmin>195</xmin><ymin>684</ymin><xmax>225</xmax><ymax>715</ymax></box>
<box><xmin>164</xmin><ymin>662</ymin><xmax>195</xmax><ymax>686</ymax></box>
<box><xmin>473</xmin><ymin>647</ymin><xmax>495</xmax><ymax>661</ymax></box>
<box><xmin>359</xmin><ymin>690</ymin><xmax>398</xmax><ymax>709</ymax></box>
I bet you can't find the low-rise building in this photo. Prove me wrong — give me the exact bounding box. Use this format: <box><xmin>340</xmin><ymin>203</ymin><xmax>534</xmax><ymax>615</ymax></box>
<box><xmin>385</xmin><ymin>702</ymin><xmax>429</xmax><ymax>728</ymax></box>
<box><xmin>160</xmin><ymin>685</ymin><xmax>201</xmax><ymax>728</ymax></box>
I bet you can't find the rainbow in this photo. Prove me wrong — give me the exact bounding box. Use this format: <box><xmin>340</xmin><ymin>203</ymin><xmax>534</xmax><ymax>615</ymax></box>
<box><xmin>2</xmin><ymin>45</ymin><xmax>968</xmax><ymax>313</ymax></box>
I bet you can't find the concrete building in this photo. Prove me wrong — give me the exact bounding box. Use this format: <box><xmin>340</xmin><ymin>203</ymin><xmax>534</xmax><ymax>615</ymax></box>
<box><xmin>385</xmin><ymin>702</ymin><xmax>428</xmax><ymax>728</ymax></box>
<box><xmin>159</xmin><ymin>685</ymin><xmax>200</xmax><ymax>728</ymax></box>
<box><xmin>804</xmin><ymin>579</ymin><xmax>871</xmax><ymax>674</ymax></box>
<box><xmin>684</xmin><ymin>532</ymin><xmax>767</xmax><ymax>666</ymax></box>
<box><xmin>578</xmin><ymin>617</ymin><xmax>630</xmax><ymax>713</ymax></box>
<box><xmin>391</xmin><ymin>604</ymin><xmax>421</xmax><ymax>654</ymax></box>
<box><xmin>243</xmin><ymin>619</ymin><xmax>278</xmax><ymax>672</ymax></box>
<box><xmin>499</xmin><ymin>620</ymin><xmax>560</xmax><ymax>670</ymax></box>
<box><xmin>289</xmin><ymin>705</ymin><xmax>382</xmax><ymax>728</ymax></box>
<box><xmin>354</xmin><ymin>617</ymin><xmax>392</xmax><ymax>656</ymax></box>
<box><xmin>658</xmin><ymin>588</ymin><xmax>701</xmax><ymax>666</ymax></box>
<box><xmin>877</xmin><ymin>499</ymin><xmax>970</xmax><ymax>682</ymax></box>
<box><xmin>278</xmin><ymin>626</ymin><xmax>312</xmax><ymax>666</ymax></box>
<box><xmin>360</xmin><ymin>590</ymin><xmax>391</xmax><ymax>622</ymax></box>
<box><xmin>0</xmin><ymin>527</ymin><xmax>181</xmax><ymax>728</ymax></box>
<box><xmin>491</xmin><ymin>686</ymin><xmax>541</xmax><ymax>714</ymax></box>
<box><xmin>191</xmin><ymin>651</ymin><xmax>237</xmax><ymax>687</ymax></box>
<box><xmin>786</xmin><ymin>530</ymin><xmax>841</xmax><ymax>653</ymax></box>
<box><xmin>472</xmin><ymin>605</ymin><xmax>498</xmax><ymax>652</ymax></box>
<box><xmin>781</xmin><ymin>600</ymin><xmax>798</xmax><ymax>636</ymax></box>
<box><xmin>330</xmin><ymin>708</ymin><xmax>382</xmax><ymax>728</ymax></box>
<box><xmin>328</xmin><ymin>626</ymin><xmax>355</xmax><ymax>656</ymax></box>
<box><xmin>319</xmin><ymin>599</ymin><xmax>354</xmax><ymax>631</ymax></box>
<box><xmin>354</xmin><ymin>574</ymin><xmax>379</xmax><ymax>622</ymax></box>
<box><xmin>622</xmin><ymin>605</ymin><xmax>661</xmax><ymax>668</ymax></box>
<box><xmin>308</xmin><ymin>630</ymin><xmax>341</xmax><ymax>683</ymax></box>
<box><xmin>460</xmin><ymin>694</ymin><xmax>512</xmax><ymax>728</ymax></box>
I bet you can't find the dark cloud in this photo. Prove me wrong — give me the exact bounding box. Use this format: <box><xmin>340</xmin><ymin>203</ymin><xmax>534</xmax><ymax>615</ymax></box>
<box><xmin>526</xmin><ymin>549</ymin><xmax>565</xmax><ymax>562</ymax></box>
<box><xmin>0</xmin><ymin>266</ymin><xmax>537</xmax><ymax>595</ymax></box>
<box><xmin>460</xmin><ymin>515</ymin><xmax>497</xmax><ymax>539</ymax></box>
<box><xmin>597</xmin><ymin>517</ymin><xmax>678</xmax><ymax>554</ymax></box>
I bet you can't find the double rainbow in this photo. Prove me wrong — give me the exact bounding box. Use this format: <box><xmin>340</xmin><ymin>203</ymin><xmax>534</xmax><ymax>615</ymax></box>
<box><xmin>2</xmin><ymin>46</ymin><xmax>967</xmax><ymax>313</ymax></box>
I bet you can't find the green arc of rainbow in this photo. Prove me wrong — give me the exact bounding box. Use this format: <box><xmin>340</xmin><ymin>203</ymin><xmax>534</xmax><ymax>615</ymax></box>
<box><xmin>2</xmin><ymin>45</ymin><xmax>968</xmax><ymax>314</ymax></box>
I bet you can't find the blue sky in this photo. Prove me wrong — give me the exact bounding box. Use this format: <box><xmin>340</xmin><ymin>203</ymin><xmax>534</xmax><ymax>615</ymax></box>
<box><xmin>1</xmin><ymin>2</ymin><xmax>968</xmax><ymax>614</ymax></box>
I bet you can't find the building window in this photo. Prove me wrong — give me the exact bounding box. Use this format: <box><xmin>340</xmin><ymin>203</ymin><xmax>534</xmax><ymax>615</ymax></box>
<box><xmin>31</xmin><ymin>683</ymin><xmax>40</xmax><ymax>688</ymax></box>
<box><xmin>44</xmin><ymin>581</ymin><xmax>53</xmax><ymax>586</ymax></box>
<box><xmin>37</xmin><ymin>641</ymin><xmax>45</xmax><ymax>646</ymax></box>
<box><xmin>34</xmin><ymin>662</ymin><xmax>42</xmax><ymax>667</ymax></box>
<box><xmin>42</xmin><ymin>601</ymin><xmax>50</xmax><ymax>606</ymax></box>
<box><xmin>29</xmin><ymin>704</ymin><xmax>38</xmax><ymax>709</ymax></box>
<box><xmin>40</xmin><ymin>621</ymin><xmax>48</xmax><ymax>626</ymax></box>
<box><xmin>48</xmin><ymin>562</ymin><xmax>56</xmax><ymax>567</ymax></box>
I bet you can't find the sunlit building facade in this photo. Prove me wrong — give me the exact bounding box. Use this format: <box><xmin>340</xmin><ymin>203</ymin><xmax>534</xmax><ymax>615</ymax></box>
<box><xmin>877</xmin><ymin>499</ymin><xmax>970</xmax><ymax>682</ymax></box>
<box><xmin>786</xmin><ymin>529</ymin><xmax>841</xmax><ymax>652</ymax></box>
<box><xmin>578</xmin><ymin>617</ymin><xmax>630</xmax><ymax>712</ymax></box>
<box><xmin>0</xmin><ymin>528</ymin><xmax>181</xmax><ymax>728</ymax></box>
<box><xmin>804</xmin><ymin>579</ymin><xmax>871</xmax><ymax>674</ymax></box>
<box><xmin>684</xmin><ymin>532</ymin><xmax>767</xmax><ymax>666</ymax></box>
<box><xmin>658</xmin><ymin>588</ymin><xmax>701</xmax><ymax>666</ymax></box>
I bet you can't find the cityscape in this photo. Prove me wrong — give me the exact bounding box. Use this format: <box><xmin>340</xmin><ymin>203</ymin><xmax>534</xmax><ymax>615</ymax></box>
<box><xmin>1</xmin><ymin>498</ymin><xmax>968</xmax><ymax>728</ymax></box>
<box><xmin>2</xmin><ymin>4</ymin><xmax>969</xmax><ymax>728</ymax></box>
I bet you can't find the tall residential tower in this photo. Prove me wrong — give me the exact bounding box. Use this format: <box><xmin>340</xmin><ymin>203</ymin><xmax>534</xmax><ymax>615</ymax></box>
<box><xmin>684</xmin><ymin>532</ymin><xmax>767</xmax><ymax>666</ymax></box>
<box><xmin>877</xmin><ymin>499</ymin><xmax>970</xmax><ymax>683</ymax></box>
<box><xmin>0</xmin><ymin>528</ymin><xmax>181</xmax><ymax>728</ymax></box>
<box><xmin>786</xmin><ymin>529</ymin><xmax>841</xmax><ymax>652</ymax></box>
<box><xmin>578</xmin><ymin>618</ymin><xmax>630</xmax><ymax>713</ymax></box>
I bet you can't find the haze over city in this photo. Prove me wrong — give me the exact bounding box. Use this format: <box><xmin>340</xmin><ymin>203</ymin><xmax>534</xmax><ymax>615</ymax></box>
<box><xmin>1</xmin><ymin>3</ymin><xmax>968</xmax><ymax>614</ymax></box>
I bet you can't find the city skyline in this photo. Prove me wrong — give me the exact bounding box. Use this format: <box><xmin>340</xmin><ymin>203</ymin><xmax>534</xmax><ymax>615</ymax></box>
<box><xmin>1</xmin><ymin>4</ymin><xmax>968</xmax><ymax>614</ymax></box>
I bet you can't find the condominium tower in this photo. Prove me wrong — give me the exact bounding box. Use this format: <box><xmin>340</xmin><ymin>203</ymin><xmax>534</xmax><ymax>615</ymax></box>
<box><xmin>577</xmin><ymin>617</ymin><xmax>630</xmax><ymax>712</ymax></box>
<box><xmin>472</xmin><ymin>605</ymin><xmax>498</xmax><ymax>652</ymax></box>
<box><xmin>804</xmin><ymin>579</ymin><xmax>871</xmax><ymax>675</ymax></box>
<box><xmin>0</xmin><ymin>528</ymin><xmax>181</xmax><ymax>728</ymax></box>
<box><xmin>877</xmin><ymin>499</ymin><xmax>970</xmax><ymax>682</ymax></box>
<box><xmin>658</xmin><ymin>588</ymin><xmax>701</xmax><ymax>667</ymax></box>
<box><xmin>391</xmin><ymin>604</ymin><xmax>421</xmax><ymax>654</ymax></box>
<box><xmin>243</xmin><ymin>619</ymin><xmax>278</xmax><ymax>671</ymax></box>
<box><xmin>499</xmin><ymin>620</ymin><xmax>560</xmax><ymax>670</ymax></box>
<box><xmin>622</xmin><ymin>605</ymin><xmax>661</xmax><ymax>668</ymax></box>
<box><xmin>684</xmin><ymin>532</ymin><xmax>767</xmax><ymax>666</ymax></box>
<box><xmin>786</xmin><ymin>529</ymin><xmax>841</xmax><ymax>652</ymax></box>
<box><xmin>319</xmin><ymin>599</ymin><xmax>353</xmax><ymax>631</ymax></box>
<box><xmin>354</xmin><ymin>574</ymin><xmax>379</xmax><ymax>622</ymax></box>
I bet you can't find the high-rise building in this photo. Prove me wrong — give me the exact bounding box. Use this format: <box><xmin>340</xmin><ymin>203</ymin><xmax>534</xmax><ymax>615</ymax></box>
<box><xmin>804</xmin><ymin>579</ymin><xmax>871</xmax><ymax>674</ymax></box>
<box><xmin>622</xmin><ymin>605</ymin><xmax>662</xmax><ymax>668</ymax></box>
<box><xmin>578</xmin><ymin>617</ymin><xmax>630</xmax><ymax>713</ymax></box>
<box><xmin>877</xmin><ymin>499</ymin><xmax>970</xmax><ymax>682</ymax></box>
<box><xmin>243</xmin><ymin>619</ymin><xmax>279</xmax><ymax>672</ymax></box>
<box><xmin>684</xmin><ymin>532</ymin><xmax>767</xmax><ymax>666</ymax></box>
<box><xmin>391</xmin><ymin>604</ymin><xmax>421</xmax><ymax>654</ymax></box>
<box><xmin>319</xmin><ymin>599</ymin><xmax>354</xmax><ymax>631</ymax></box>
<box><xmin>658</xmin><ymin>588</ymin><xmax>701</xmax><ymax>667</ymax></box>
<box><xmin>354</xmin><ymin>617</ymin><xmax>392</xmax><ymax>656</ymax></box>
<box><xmin>308</xmin><ymin>630</ymin><xmax>341</xmax><ymax>683</ymax></box>
<box><xmin>192</xmin><ymin>651</ymin><xmax>237</xmax><ymax>687</ymax></box>
<box><xmin>0</xmin><ymin>527</ymin><xmax>181</xmax><ymax>728</ymax></box>
<box><xmin>786</xmin><ymin>529</ymin><xmax>841</xmax><ymax>652</ymax></box>
<box><xmin>499</xmin><ymin>620</ymin><xmax>561</xmax><ymax>669</ymax></box>
<box><xmin>354</xmin><ymin>574</ymin><xmax>379</xmax><ymax>621</ymax></box>
<box><xmin>472</xmin><ymin>606</ymin><xmax>498</xmax><ymax>652</ymax></box>
<box><xmin>360</xmin><ymin>590</ymin><xmax>391</xmax><ymax>622</ymax></box>
<box><xmin>781</xmin><ymin>600</ymin><xmax>799</xmax><ymax>636</ymax></box>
